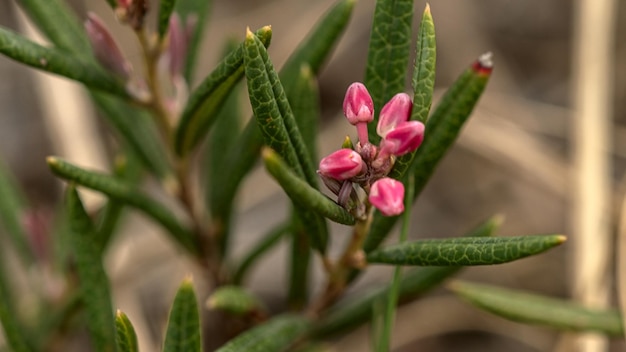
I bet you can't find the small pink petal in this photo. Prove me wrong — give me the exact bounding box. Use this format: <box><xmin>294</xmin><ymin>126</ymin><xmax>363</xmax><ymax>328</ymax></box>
<box><xmin>343</xmin><ymin>82</ymin><xmax>374</xmax><ymax>125</ymax></box>
<box><xmin>369</xmin><ymin>178</ymin><xmax>405</xmax><ymax>216</ymax></box>
<box><xmin>318</xmin><ymin>149</ymin><xmax>365</xmax><ymax>180</ymax></box>
<box><xmin>379</xmin><ymin>120</ymin><xmax>425</xmax><ymax>157</ymax></box>
<box><xmin>377</xmin><ymin>93</ymin><xmax>412</xmax><ymax>138</ymax></box>
<box><xmin>85</xmin><ymin>12</ymin><xmax>132</xmax><ymax>79</ymax></box>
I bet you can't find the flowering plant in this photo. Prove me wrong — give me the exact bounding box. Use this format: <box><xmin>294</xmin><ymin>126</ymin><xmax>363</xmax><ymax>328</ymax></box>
<box><xmin>0</xmin><ymin>0</ymin><xmax>617</xmax><ymax>351</ymax></box>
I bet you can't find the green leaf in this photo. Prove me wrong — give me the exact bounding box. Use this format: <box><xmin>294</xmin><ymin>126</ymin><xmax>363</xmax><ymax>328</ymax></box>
<box><xmin>175</xmin><ymin>26</ymin><xmax>272</xmax><ymax>156</ymax></box>
<box><xmin>389</xmin><ymin>4</ymin><xmax>436</xmax><ymax>178</ymax></box>
<box><xmin>47</xmin><ymin>157</ymin><xmax>199</xmax><ymax>256</ymax></box>
<box><xmin>90</xmin><ymin>93</ymin><xmax>173</xmax><ymax>181</ymax></box>
<box><xmin>364</xmin><ymin>0</ymin><xmax>414</xmax><ymax>144</ymax></box>
<box><xmin>313</xmin><ymin>215</ymin><xmax>501</xmax><ymax>337</ymax></box>
<box><xmin>364</xmin><ymin>54</ymin><xmax>493</xmax><ymax>253</ymax></box>
<box><xmin>163</xmin><ymin>277</ymin><xmax>201</xmax><ymax>352</ymax></box>
<box><xmin>0</xmin><ymin>26</ymin><xmax>128</xmax><ymax>97</ymax></box>
<box><xmin>0</xmin><ymin>160</ymin><xmax>33</xmax><ymax>264</ymax></box>
<box><xmin>367</xmin><ymin>235</ymin><xmax>566</xmax><ymax>266</ymax></box>
<box><xmin>174</xmin><ymin>0</ymin><xmax>211</xmax><ymax>83</ymax></box>
<box><xmin>115</xmin><ymin>310</ymin><xmax>139</xmax><ymax>352</ymax></box>
<box><xmin>206</xmin><ymin>285</ymin><xmax>265</xmax><ymax>316</ymax></box>
<box><xmin>0</xmin><ymin>263</ymin><xmax>32</xmax><ymax>352</ymax></box>
<box><xmin>158</xmin><ymin>0</ymin><xmax>178</xmax><ymax>39</ymax></box>
<box><xmin>232</xmin><ymin>221</ymin><xmax>290</xmax><ymax>285</ymax></box>
<box><xmin>215</xmin><ymin>314</ymin><xmax>310</xmax><ymax>352</ymax></box>
<box><xmin>279</xmin><ymin>0</ymin><xmax>355</xmax><ymax>88</ymax></box>
<box><xmin>289</xmin><ymin>65</ymin><xmax>319</xmax><ymax>163</ymax></box>
<box><xmin>449</xmin><ymin>280</ymin><xmax>624</xmax><ymax>336</ymax></box>
<box><xmin>288</xmin><ymin>215</ymin><xmax>311</xmax><ymax>310</ymax></box>
<box><xmin>66</xmin><ymin>186</ymin><xmax>116</xmax><ymax>352</ymax></box>
<box><xmin>16</xmin><ymin>0</ymin><xmax>91</xmax><ymax>58</ymax></box>
<box><xmin>262</xmin><ymin>148</ymin><xmax>355</xmax><ymax>226</ymax></box>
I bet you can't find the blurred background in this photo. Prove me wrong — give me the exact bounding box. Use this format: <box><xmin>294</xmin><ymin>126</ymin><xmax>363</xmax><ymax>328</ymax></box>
<box><xmin>0</xmin><ymin>0</ymin><xmax>625</xmax><ymax>351</ymax></box>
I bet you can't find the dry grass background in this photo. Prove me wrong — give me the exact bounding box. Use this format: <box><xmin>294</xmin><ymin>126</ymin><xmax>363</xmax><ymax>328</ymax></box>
<box><xmin>0</xmin><ymin>0</ymin><xmax>625</xmax><ymax>351</ymax></box>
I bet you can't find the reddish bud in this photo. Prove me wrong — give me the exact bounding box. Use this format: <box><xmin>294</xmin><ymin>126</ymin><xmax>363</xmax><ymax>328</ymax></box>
<box><xmin>376</xmin><ymin>93</ymin><xmax>412</xmax><ymax>138</ymax></box>
<box><xmin>379</xmin><ymin>120</ymin><xmax>425</xmax><ymax>157</ymax></box>
<box><xmin>343</xmin><ymin>82</ymin><xmax>374</xmax><ymax>125</ymax></box>
<box><xmin>369</xmin><ymin>177</ymin><xmax>405</xmax><ymax>216</ymax></box>
<box><xmin>85</xmin><ymin>12</ymin><xmax>132</xmax><ymax>79</ymax></box>
<box><xmin>167</xmin><ymin>13</ymin><xmax>187</xmax><ymax>78</ymax></box>
<box><xmin>319</xmin><ymin>149</ymin><xmax>365</xmax><ymax>180</ymax></box>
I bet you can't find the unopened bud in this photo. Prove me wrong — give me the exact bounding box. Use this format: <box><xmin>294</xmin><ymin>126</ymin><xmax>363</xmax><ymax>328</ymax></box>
<box><xmin>376</xmin><ymin>93</ymin><xmax>412</xmax><ymax>138</ymax></box>
<box><xmin>318</xmin><ymin>149</ymin><xmax>366</xmax><ymax>180</ymax></box>
<box><xmin>167</xmin><ymin>13</ymin><xmax>187</xmax><ymax>78</ymax></box>
<box><xmin>343</xmin><ymin>82</ymin><xmax>374</xmax><ymax>125</ymax></box>
<box><xmin>369</xmin><ymin>177</ymin><xmax>405</xmax><ymax>216</ymax></box>
<box><xmin>85</xmin><ymin>12</ymin><xmax>132</xmax><ymax>79</ymax></box>
<box><xmin>379</xmin><ymin>120</ymin><xmax>425</xmax><ymax>157</ymax></box>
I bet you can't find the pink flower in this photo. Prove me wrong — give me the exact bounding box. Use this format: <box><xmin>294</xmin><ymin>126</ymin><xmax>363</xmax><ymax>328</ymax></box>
<box><xmin>343</xmin><ymin>82</ymin><xmax>374</xmax><ymax>144</ymax></box>
<box><xmin>84</xmin><ymin>12</ymin><xmax>132</xmax><ymax>79</ymax></box>
<box><xmin>318</xmin><ymin>149</ymin><xmax>365</xmax><ymax>180</ymax></box>
<box><xmin>369</xmin><ymin>178</ymin><xmax>405</xmax><ymax>216</ymax></box>
<box><xmin>376</xmin><ymin>93</ymin><xmax>412</xmax><ymax>138</ymax></box>
<box><xmin>379</xmin><ymin>120</ymin><xmax>425</xmax><ymax>157</ymax></box>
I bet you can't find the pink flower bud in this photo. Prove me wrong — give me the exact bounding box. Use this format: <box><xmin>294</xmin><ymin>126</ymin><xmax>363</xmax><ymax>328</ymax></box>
<box><xmin>343</xmin><ymin>82</ymin><xmax>374</xmax><ymax>125</ymax></box>
<box><xmin>377</xmin><ymin>93</ymin><xmax>412</xmax><ymax>138</ymax></box>
<box><xmin>369</xmin><ymin>178</ymin><xmax>405</xmax><ymax>216</ymax></box>
<box><xmin>167</xmin><ymin>13</ymin><xmax>187</xmax><ymax>78</ymax></box>
<box><xmin>85</xmin><ymin>12</ymin><xmax>132</xmax><ymax>79</ymax></box>
<box><xmin>379</xmin><ymin>120</ymin><xmax>425</xmax><ymax>157</ymax></box>
<box><xmin>319</xmin><ymin>149</ymin><xmax>366</xmax><ymax>180</ymax></box>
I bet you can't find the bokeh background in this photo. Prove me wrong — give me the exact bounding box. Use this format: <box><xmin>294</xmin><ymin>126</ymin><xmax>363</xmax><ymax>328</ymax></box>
<box><xmin>0</xmin><ymin>0</ymin><xmax>625</xmax><ymax>351</ymax></box>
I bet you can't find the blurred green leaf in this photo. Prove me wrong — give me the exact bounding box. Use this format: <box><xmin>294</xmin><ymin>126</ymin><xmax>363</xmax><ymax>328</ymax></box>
<box><xmin>364</xmin><ymin>0</ymin><xmax>414</xmax><ymax>144</ymax></box>
<box><xmin>90</xmin><ymin>93</ymin><xmax>173</xmax><ymax>181</ymax></box>
<box><xmin>115</xmin><ymin>310</ymin><xmax>139</xmax><ymax>352</ymax></box>
<box><xmin>66</xmin><ymin>186</ymin><xmax>116</xmax><ymax>352</ymax></box>
<box><xmin>47</xmin><ymin>157</ymin><xmax>199</xmax><ymax>256</ymax></box>
<box><xmin>158</xmin><ymin>0</ymin><xmax>178</xmax><ymax>39</ymax></box>
<box><xmin>0</xmin><ymin>263</ymin><xmax>31</xmax><ymax>352</ymax></box>
<box><xmin>0</xmin><ymin>26</ymin><xmax>128</xmax><ymax>97</ymax></box>
<box><xmin>367</xmin><ymin>235</ymin><xmax>566</xmax><ymax>266</ymax></box>
<box><xmin>449</xmin><ymin>280</ymin><xmax>624</xmax><ymax>336</ymax></box>
<box><xmin>0</xmin><ymin>160</ymin><xmax>33</xmax><ymax>264</ymax></box>
<box><xmin>207</xmin><ymin>285</ymin><xmax>265</xmax><ymax>316</ymax></box>
<box><xmin>174</xmin><ymin>0</ymin><xmax>211</xmax><ymax>83</ymax></box>
<box><xmin>262</xmin><ymin>148</ymin><xmax>355</xmax><ymax>226</ymax></box>
<box><xmin>215</xmin><ymin>314</ymin><xmax>310</xmax><ymax>352</ymax></box>
<box><xmin>163</xmin><ymin>277</ymin><xmax>201</xmax><ymax>352</ymax></box>
<box><xmin>313</xmin><ymin>215</ymin><xmax>501</xmax><ymax>337</ymax></box>
<box><xmin>288</xmin><ymin>215</ymin><xmax>311</xmax><ymax>310</ymax></box>
<box><xmin>290</xmin><ymin>65</ymin><xmax>320</xmax><ymax>163</ymax></box>
<box><xmin>389</xmin><ymin>4</ymin><xmax>436</xmax><ymax>178</ymax></box>
<box><xmin>175</xmin><ymin>27</ymin><xmax>272</xmax><ymax>156</ymax></box>
<box><xmin>16</xmin><ymin>0</ymin><xmax>91</xmax><ymax>59</ymax></box>
<box><xmin>232</xmin><ymin>221</ymin><xmax>290</xmax><ymax>285</ymax></box>
<box><xmin>365</xmin><ymin>54</ymin><xmax>493</xmax><ymax>253</ymax></box>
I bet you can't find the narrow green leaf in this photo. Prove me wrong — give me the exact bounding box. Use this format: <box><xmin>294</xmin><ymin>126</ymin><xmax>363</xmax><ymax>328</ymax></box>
<box><xmin>233</xmin><ymin>221</ymin><xmax>290</xmax><ymax>285</ymax></box>
<box><xmin>206</xmin><ymin>286</ymin><xmax>265</xmax><ymax>316</ymax></box>
<box><xmin>288</xmin><ymin>215</ymin><xmax>311</xmax><ymax>310</ymax></box>
<box><xmin>105</xmin><ymin>0</ymin><xmax>116</xmax><ymax>9</ymax></box>
<box><xmin>365</xmin><ymin>54</ymin><xmax>493</xmax><ymax>253</ymax></box>
<box><xmin>0</xmin><ymin>27</ymin><xmax>128</xmax><ymax>97</ymax></box>
<box><xmin>290</xmin><ymin>65</ymin><xmax>320</xmax><ymax>163</ymax></box>
<box><xmin>215</xmin><ymin>314</ymin><xmax>310</xmax><ymax>352</ymax></box>
<box><xmin>364</xmin><ymin>0</ymin><xmax>414</xmax><ymax>144</ymax></box>
<box><xmin>0</xmin><ymin>262</ymin><xmax>32</xmax><ymax>352</ymax></box>
<box><xmin>66</xmin><ymin>186</ymin><xmax>116</xmax><ymax>352</ymax></box>
<box><xmin>90</xmin><ymin>92</ymin><xmax>173</xmax><ymax>181</ymax></box>
<box><xmin>158</xmin><ymin>0</ymin><xmax>178</xmax><ymax>39</ymax></box>
<box><xmin>174</xmin><ymin>0</ymin><xmax>211</xmax><ymax>83</ymax></box>
<box><xmin>16</xmin><ymin>0</ymin><xmax>91</xmax><ymax>58</ymax></box>
<box><xmin>279</xmin><ymin>0</ymin><xmax>355</xmax><ymax>88</ymax></box>
<box><xmin>262</xmin><ymin>148</ymin><xmax>355</xmax><ymax>226</ymax></box>
<box><xmin>0</xmin><ymin>161</ymin><xmax>33</xmax><ymax>264</ymax></box>
<box><xmin>313</xmin><ymin>215</ymin><xmax>501</xmax><ymax>337</ymax></box>
<box><xmin>115</xmin><ymin>310</ymin><xmax>139</xmax><ymax>352</ymax></box>
<box><xmin>163</xmin><ymin>277</ymin><xmax>201</xmax><ymax>352</ymax></box>
<box><xmin>389</xmin><ymin>4</ymin><xmax>436</xmax><ymax>178</ymax></box>
<box><xmin>175</xmin><ymin>27</ymin><xmax>272</xmax><ymax>156</ymax></box>
<box><xmin>367</xmin><ymin>235</ymin><xmax>566</xmax><ymax>266</ymax></box>
<box><xmin>449</xmin><ymin>280</ymin><xmax>624</xmax><ymax>336</ymax></box>
<box><xmin>47</xmin><ymin>157</ymin><xmax>200</xmax><ymax>256</ymax></box>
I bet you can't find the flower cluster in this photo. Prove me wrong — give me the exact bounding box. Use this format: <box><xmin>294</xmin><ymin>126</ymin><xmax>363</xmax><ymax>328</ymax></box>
<box><xmin>318</xmin><ymin>83</ymin><xmax>425</xmax><ymax>219</ymax></box>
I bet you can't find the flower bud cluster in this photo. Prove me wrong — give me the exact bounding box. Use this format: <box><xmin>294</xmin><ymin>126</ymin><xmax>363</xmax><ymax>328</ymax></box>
<box><xmin>318</xmin><ymin>82</ymin><xmax>425</xmax><ymax>218</ymax></box>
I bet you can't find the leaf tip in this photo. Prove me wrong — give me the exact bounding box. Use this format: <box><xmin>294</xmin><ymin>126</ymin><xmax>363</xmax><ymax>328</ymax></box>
<box><xmin>554</xmin><ymin>234</ymin><xmax>567</xmax><ymax>244</ymax></box>
<box><xmin>424</xmin><ymin>3</ymin><xmax>431</xmax><ymax>15</ymax></box>
<box><xmin>46</xmin><ymin>156</ymin><xmax>59</xmax><ymax>167</ymax></box>
<box><xmin>489</xmin><ymin>213</ymin><xmax>505</xmax><ymax>229</ymax></box>
<box><xmin>182</xmin><ymin>274</ymin><xmax>194</xmax><ymax>286</ymax></box>
<box><xmin>261</xmin><ymin>146</ymin><xmax>276</xmax><ymax>161</ymax></box>
<box><xmin>472</xmin><ymin>52</ymin><xmax>494</xmax><ymax>76</ymax></box>
<box><xmin>245</xmin><ymin>27</ymin><xmax>255</xmax><ymax>40</ymax></box>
